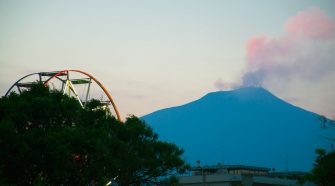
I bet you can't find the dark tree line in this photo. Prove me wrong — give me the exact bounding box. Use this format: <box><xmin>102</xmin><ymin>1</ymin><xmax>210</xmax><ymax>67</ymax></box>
<box><xmin>308</xmin><ymin>149</ymin><xmax>335</xmax><ymax>186</ymax></box>
<box><xmin>0</xmin><ymin>84</ymin><xmax>187</xmax><ymax>185</ymax></box>
<box><xmin>307</xmin><ymin>116</ymin><xmax>335</xmax><ymax>185</ymax></box>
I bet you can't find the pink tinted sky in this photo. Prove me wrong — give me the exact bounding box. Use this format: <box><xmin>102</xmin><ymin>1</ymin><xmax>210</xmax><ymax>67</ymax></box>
<box><xmin>0</xmin><ymin>0</ymin><xmax>335</xmax><ymax>119</ymax></box>
<box><xmin>234</xmin><ymin>7</ymin><xmax>335</xmax><ymax>119</ymax></box>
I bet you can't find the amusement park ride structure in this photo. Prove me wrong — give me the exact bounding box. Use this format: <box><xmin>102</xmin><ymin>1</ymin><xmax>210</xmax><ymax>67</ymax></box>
<box><xmin>5</xmin><ymin>70</ymin><xmax>122</xmax><ymax>122</ymax></box>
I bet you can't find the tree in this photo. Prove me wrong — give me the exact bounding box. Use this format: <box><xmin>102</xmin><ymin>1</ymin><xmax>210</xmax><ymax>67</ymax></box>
<box><xmin>308</xmin><ymin>149</ymin><xmax>335</xmax><ymax>186</ymax></box>
<box><xmin>0</xmin><ymin>84</ymin><xmax>187</xmax><ymax>185</ymax></box>
<box><xmin>307</xmin><ymin>115</ymin><xmax>335</xmax><ymax>186</ymax></box>
<box><xmin>115</xmin><ymin>116</ymin><xmax>188</xmax><ymax>185</ymax></box>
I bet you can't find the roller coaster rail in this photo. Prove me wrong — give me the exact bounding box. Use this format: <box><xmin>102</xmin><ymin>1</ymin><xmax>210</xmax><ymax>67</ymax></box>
<box><xmin>5</xmin><ymin>70</ymin><xmax>122</xmax><ymax>122</ymax></box>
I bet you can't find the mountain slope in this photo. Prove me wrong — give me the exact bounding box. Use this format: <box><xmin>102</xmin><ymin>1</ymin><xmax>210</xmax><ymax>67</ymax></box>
<box><xmin>141</xmin><ymin>87</ymin><xmax>334</xmax><ymax>171</ymax></box>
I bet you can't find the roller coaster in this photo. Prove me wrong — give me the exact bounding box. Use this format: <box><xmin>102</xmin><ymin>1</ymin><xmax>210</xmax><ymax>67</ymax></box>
<box><xmin>5</xmin><ymin>70</ymin><xmax>122</xmax><ymax>122</ymax></box>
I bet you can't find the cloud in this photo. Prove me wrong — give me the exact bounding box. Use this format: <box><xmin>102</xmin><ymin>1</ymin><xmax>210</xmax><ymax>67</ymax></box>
<box><xmin>285</xmin><ymin>7</ymin><xmax>335</xmax><ymax>39</ymax></box>
<box><xmin>213</xmin><ymin>7</ymin><xmax>335</xmax><ymax>117</ymax></box>
<box><xmin>214</xmin><ymin>78</ymin><xmax>237</xmax><ymax>90</ymax></box>
<box><xmin>241</xmin><ymin>7</ymin><xmax>335</xmax><ymax>87</ymax></box>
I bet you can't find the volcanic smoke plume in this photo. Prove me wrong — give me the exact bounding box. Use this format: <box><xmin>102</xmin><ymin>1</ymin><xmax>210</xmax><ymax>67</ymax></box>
<box><xmin>214</xmin><ymin>7</ymin><xmax>335</xmax><ymax>117</ymax></box>
<box><xmin>241</xmin><ymin>7</ymin><xmax>335</xmax><ymax>87</ymax></box>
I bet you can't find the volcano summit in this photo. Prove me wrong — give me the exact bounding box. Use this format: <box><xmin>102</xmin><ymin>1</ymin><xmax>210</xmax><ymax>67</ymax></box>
<box><xmin>142</xmin><ymin>87</ymin><xmax>334</xmax><ymax>171</ymax></box>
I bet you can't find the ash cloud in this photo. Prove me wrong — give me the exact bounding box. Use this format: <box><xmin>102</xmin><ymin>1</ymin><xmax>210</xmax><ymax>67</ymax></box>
<box><xmin>214</xmin><ymin>78</ymin><xmax>237</xmax><ymax>90</ymax></box>
<box><xmin>241</xmin><ymin>7</ymin><xmax>335</xmax><ymax>87</ymax></box>
<box><xmin>214</xmin><ymin>7</ymin><xmax>335</xmax><ymax>117</ymax></box>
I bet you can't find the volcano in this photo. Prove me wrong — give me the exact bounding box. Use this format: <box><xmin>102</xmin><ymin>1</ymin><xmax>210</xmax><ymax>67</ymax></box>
<box><xmin>141</xmin><ymin>87</ymin><xmax>334</xmax><ymax>171</ymax></box>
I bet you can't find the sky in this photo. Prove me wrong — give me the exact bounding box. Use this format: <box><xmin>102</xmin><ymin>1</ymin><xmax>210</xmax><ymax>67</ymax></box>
<box><xmin>1</xmin><ymin>0</ymin><xmax>335</xmax><ymax>120</ymax></box>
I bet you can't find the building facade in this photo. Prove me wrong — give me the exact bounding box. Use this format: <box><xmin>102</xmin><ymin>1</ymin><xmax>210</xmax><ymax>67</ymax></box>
<box><xmin>178</xmin><ymin>165</ymin><xmax>314</xmax><ymax>186</ymax></box>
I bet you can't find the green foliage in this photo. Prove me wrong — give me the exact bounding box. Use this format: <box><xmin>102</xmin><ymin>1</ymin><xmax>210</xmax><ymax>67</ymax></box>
<box><xmin>0</xmin><ymin>84</ymin><xmax>186</xmax><ymax>185</ymax></box>
<box><xmin>158</xmin><ymin>175</ymin><xmax>181</xmax><ymax>186</ymax></box>
<box><xmin>308</xmin><ymin>149</ymin><xmax>335</xmax><ymax>186</ymax></box>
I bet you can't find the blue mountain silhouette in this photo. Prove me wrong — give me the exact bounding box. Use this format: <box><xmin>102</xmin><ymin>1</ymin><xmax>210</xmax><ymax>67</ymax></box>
<box><xmin>142</xmin><ymin>87</ymin><xmax>334</xmax><ymax>171</ymax></box>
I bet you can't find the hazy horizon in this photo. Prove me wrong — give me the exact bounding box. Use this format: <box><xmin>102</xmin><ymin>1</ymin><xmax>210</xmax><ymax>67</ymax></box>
<box><xmin>1</xmin><ymin>0</ymin><xmax>335</xmax><ymax>119</ymax></box>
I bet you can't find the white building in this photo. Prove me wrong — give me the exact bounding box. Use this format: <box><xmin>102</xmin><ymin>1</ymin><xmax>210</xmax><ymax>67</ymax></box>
<box><xmin>178</xmin><ymin>164</ymin><xmax>315</xmax><ymax>186</ymax></box>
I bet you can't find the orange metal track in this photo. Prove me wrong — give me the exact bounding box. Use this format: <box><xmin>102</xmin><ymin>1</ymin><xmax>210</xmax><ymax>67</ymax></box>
<box><xmin>44</xmin><ymin>70</ymin><xmax>122</xmax><ymax>122</ymax></box>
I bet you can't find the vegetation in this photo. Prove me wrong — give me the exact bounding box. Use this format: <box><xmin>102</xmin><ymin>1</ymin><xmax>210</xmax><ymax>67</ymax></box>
<box><xmin>308</xmin><ymin>149</ymin><xmax>335</xmax><ymax>186</ymax></box>
<box><xmin>0</xmin><ymin>84</ymin><xmax>187</xmax><ymax>185</ymax></box>
<box><xmin>307</xmin><ymin>116</ymin><xmax>335</xmax><ymax>186</ymax></box>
